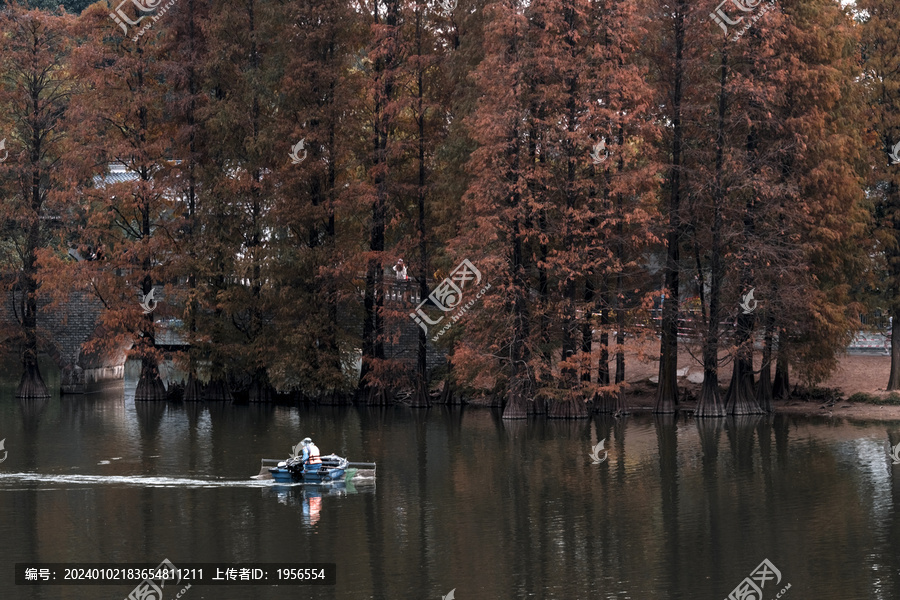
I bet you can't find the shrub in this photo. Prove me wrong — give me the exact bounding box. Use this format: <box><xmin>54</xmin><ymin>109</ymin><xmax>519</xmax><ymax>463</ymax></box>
<box><xmin>847</xmin><ymin>392</ymin><xmax>900</xmax><ymax>405</ymax></box>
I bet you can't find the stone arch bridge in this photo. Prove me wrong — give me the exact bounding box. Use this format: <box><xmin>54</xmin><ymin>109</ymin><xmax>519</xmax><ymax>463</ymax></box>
<box><xmin>0</xmin><ymin>278</ymin><xmax>445</xmax><ymax>394</ymax></box>
<box><xmin>0</xmin><ymin>289</ymin><xmax>129</xmax><ymax>394</ymax></box>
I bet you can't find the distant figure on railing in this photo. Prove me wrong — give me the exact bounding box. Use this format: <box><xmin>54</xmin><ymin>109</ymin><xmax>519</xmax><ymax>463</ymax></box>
<box><xmin>393</xmin><ymin>259</ymin><xmax>408</xmax><ymax>281</ymax></box>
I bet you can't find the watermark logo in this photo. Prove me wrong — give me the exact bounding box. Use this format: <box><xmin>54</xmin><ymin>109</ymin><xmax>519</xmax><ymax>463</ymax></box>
<box><xmin>0</xmin><ymin>439</ymin><xmax>7</xmax><ymax>464</ymax></box>
<box><xmin>740</xmin><ymin>288</ymin><xmax>757</xmax><ymax>314</ymax></box>
<box><xmin>890</xmin><ymin>442</ymin><xmax>900</xmax><ymax>465</ymax></box>
<box><xmin>710</xmin><ymin>0</ymin><xmax>776</xmax><ymax>42</ymax></box>
<box><xmin>590</xmin><ymin>139</ymin><xmax>608</xmax><ymax>164</ymax></box>
<box><xmin>0</xmin><ymin>138</ymin><xmax>8</xmax><ymax>162</ymax></box>
<box><xmin>410</xmin><ymin>259</ymin><xmax>490</xmax><ymax>341</ymax></box>
<box><xmin>442</xmin><ymin>589</ymin><xmax>456</xmax><ymax>600</ymax></box>
<box><xmin>140</xmin><ymin>288</ymin><xmax>157</xmax><ymax>314</ymax></box>
<box><xmin>289</xmin><ymin>139</ymin><xmax>307</xmax><ymax>164</ymax></box>
<box><xmin>724</xmin><ymin>558</ymin><xmax>789</xmax><ymax>600</ymax></box>
<box><xmin>890</xmin><ymin>141</ymin><xmax>900</xmax><ymax>165</ymax></box>
<box><xmin>125</xmin><ymin>558</ymin><xmax>191</xmax><ymax>600</ymax></box>
<box><xmin>109</xmin><ymin>0</ymin><xmax>158</xmax><ymax>35</ymax></box>
<box><xmin>589</xmin><ymin>438</ymin><xmax>608</xmax><ymax>464</ymax></box>
<box><xmin>438</xmin><ymin>0</ymin><xmax>457</xmax><ymax>16</ymax></box>
<box><xmin>109</xmin><ymin>0</ymin><xmax>178</xmax><ymax>43</ymax></box>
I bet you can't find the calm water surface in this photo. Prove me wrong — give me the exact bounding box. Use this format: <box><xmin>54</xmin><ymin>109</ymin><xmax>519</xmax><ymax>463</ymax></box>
<box><xmin>2</xmin><ymin>373</ymin><xmax>900</xmax><ymax>599</ymax></box>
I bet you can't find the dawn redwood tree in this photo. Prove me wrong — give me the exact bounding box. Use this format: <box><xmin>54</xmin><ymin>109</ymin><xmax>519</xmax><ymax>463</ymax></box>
<box><xmin>722</xmin><ymin>4</ymin><xmax>794</xmax><ymax>415</ymax></box>
<box><xmin>67</xmin><ymin>3</ymin><xmax>181</xmax><ymax>401</ymax></box>
<box><xmin>264</xmin><ymin>0</ymin><xmax>361</xmax><ymax>403</ymax></box>
<box><xmin>690</xmin><ymin>0</ymin><xmax>864</xmax><ymax>413</ymax></box>
<box><xmin>357</xmin><ymin>0</ymin><xmax>403</xmax><ymax>405</ymax></box>
<box><xmin>397</xmin><ymin>1</ymin><xmax>450</xmax><ymax>408</ymax></box>
<box><xmin>519</xmin><ymin>0</ymin><xmax>657</xmax><ymax>418</ymax></box>
<box><xmin>708</xmin><ymin>14</ymin><xmax>777</xmax><ymax>417</ymax></box>
<box><xmin>586</xmin><ymin>0</ymin><xmax>659</xmax><ymax>416</ymax></box>
<box><xmin>158</xmin><ymin>0</ymin><xmax>209</xmax><ymax>401</ymax></box>
<box><xmin>697</xmin><ymin>0</ymin><xmax>865</xmax><ymax>413</ymax></box>
<box><xmin>0</xmin><ymin>4</ymin><xmax>75</xmax><ymax>398</ymax></box>
<box><xmin>768</xmin><ymin>0</ymin><xmax>867</xmax><ymax>390</ymax></box>
<box><xmin>200</xmin><ymin>0</ymin><xmax>284</xmax><ymax>402</ymax></box>
<box><xmin>690</xmin><ymin>32</ymin><xmax>729</xmax><ymax>418</ymax></box>
<box><xmin>860</xmin><ymin>0</ymin><xmax>900</xmax><ymax>390</ymax></box>
<box><xmin>409</xmin><ymin>1</ymin><xmax>432</xmax><ymax>408</ymax></box>
<box><xmin>645</xmin><ymin>0</ymin><xmax>695</xmax><ymax>414</ymax></box>
<box><xmin>425</xmin><ymin>0</ymin><xmax>486</xmax><ymax>406</ymax></box>
<box><xmin>455</xmin><ymin>0</ymin><xmax>533</xmax><ymax>418</ymax></box>
<box><xmin>524</xmin><ymin>0</ymin><xmax>598</xmax><ymax>419</ymax></box>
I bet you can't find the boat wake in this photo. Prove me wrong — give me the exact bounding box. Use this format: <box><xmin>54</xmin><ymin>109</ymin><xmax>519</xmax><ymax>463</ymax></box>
<box><xmin>0</xmin><ymin>472</ymin><xmax>286</xmax><ymax>488</ymax></box>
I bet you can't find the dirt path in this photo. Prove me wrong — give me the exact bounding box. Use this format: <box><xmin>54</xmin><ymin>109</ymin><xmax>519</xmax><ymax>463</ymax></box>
<box><xmin>619</xmin><ymin>346</ymin><xmax>900</xmax><ymax>420</ymax></box>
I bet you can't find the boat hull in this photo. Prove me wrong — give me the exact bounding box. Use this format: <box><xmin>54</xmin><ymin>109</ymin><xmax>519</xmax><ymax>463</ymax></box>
<box><xmin>269</xmin><ymin>466</ymin><xmax>346</xmax><ymax>484</ymax></box>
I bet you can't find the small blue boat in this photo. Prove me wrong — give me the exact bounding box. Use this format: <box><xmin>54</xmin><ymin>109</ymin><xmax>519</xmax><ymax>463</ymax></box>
<box><xmin>269</xmin><ymin>454</ymin><xmax>350</xmax><ymax>484</ymax></box>
<box><xmin>253</xmin><ymin>448</ymin><xmax>376</xmax><ymax>484</ymax></box>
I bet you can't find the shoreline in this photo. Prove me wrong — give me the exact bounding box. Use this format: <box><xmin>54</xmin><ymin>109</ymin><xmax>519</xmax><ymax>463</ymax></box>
<box><xmin>466</xmin><ymin>390</ymin><xmax>900</xmax><ymax>422</ymax></box>
<box><xmin>462</xmin><ymin>352</ymin><xmax>900</xmax><ymax>422</ymax></box>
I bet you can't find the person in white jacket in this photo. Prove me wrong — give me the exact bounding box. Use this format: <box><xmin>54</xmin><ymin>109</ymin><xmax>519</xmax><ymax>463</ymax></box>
<box><xmin>392</xmin><ymin>259</ymin><xmax>408</xmax><ymax>280</ymax></box>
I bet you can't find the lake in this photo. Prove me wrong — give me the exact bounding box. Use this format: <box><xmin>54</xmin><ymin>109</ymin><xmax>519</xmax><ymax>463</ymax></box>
<box><xmin>1</xmin><ymin>371</ymin><xmax>900</xmax><ymax>599</ymax></box>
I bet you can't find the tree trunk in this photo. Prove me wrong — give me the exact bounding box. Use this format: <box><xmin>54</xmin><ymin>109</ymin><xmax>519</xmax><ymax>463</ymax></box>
<box><xmin>358</xmin><ymin>0</ymin><xmax>393</xmax><ymax>402</ymax></box>
<box><xmin>16</xmin><ymin>284</ymin><xmax>49</xmax><ymax>400</ymax></box>
<box><xmin>725</xmin><ymin>324</ymin><xmax>763</xmax><ymax>415</ymax></box>
<box><xmin>695</xmin><ymin>45</ymin><xmax>728</xmax><ymax>418</ymax></box>
<box><xmin>410</xmin><ymin>376</ymin><xmax>430</xmax><ymax>409</ymax></box>
<box><xmin>437</xmin><ymin>357</ymin><xmax>462</xmax><ymax>405</ymax></box>
<box><xmin>596</xmin><ymin>284</ymin><xmax>626</xmax><ymax>415</ymax></box>
<box><xmin>553</xmin><ymin>63</ymin><xmax>580</xmax><ymax>416</ymax></box>
<box><xmin>502</xmin><ymin>241</ymin><xmax>531</xmax><ymax>420</ymax></box>
<box><xmin>552</xmin><ymin>277</ymin><xmax>579</xmax><ymax>416</ymax></box>
<box><xmin>440</xmin><ymin>380</ymin><xmax>460</xmax><ymax>405</ymax></box>
<box><xmin>135</xmin><ymin>356</ymin><xmax>166</xmax><ymax>401</ymax></box>
<box><xmin>726</xmin><ymin>117</ymin><xmax>763</xmax><ymax>416</ymax></box>
<box><xmin>530</xmin><ymin>394</ymin><xmax>547</xmax><ymax>415</ymax></box>
<box><xmin>17</xmin><ymin>183</ymin><xmax>49</xmax><ymax>399</ymax></box>
<box><xmin>18</xmin><ymin>361</ymin><xmax>50</xmax><ymax>400</ymax></box>
<box><xmin>613</xmin><ymin>161</ymin><xmax>628</xmax><ymax>415</ymax></box>
<box><xmin>502</xmin><ymin>75</ymin><xmax>530</xmax><ymax>420</ymax></box>
<box><xmin>365</xmin><ymin>387</ymin><xmax>391</xmax><ymax>406</ymax></box>
<box><xmin>595</xmin><ymin>284</ymin><xmax>614</xmax><ymax>413</ymax></box>
<box><xmin>756</xmin><ymin>312</ymin><xmax>775</xmax><ymax>412</ymax></box>
<box><xmin>410</xmin><ymin>15</ymin><xmax>430</xmax><ymax>410</ymax></box>
<box><xmin>183</xmin><ymin>373</ymin><xmax>203</xmax><ymax>401</ymax></box>
<box><xmin>248</xmin><ymin>369</ymin><xmax>274</xmax><ymax>402</ymax></box>
<box><xmin>502</xmin><ymin>378</ymin><xmax>529</xmax><ymax>420</ymax></box>
<box><xmin>548</xmin><ymin>392</ymin><xmax>588</xmax><ymax>419</ymax></box>
<box><xmin>655</xmin><ymin>283</ymin><xmax>680</xmax><ymax>413</ymax></box>
<box><xmin>655</xmin><ymin>0</ymin><xmax>687</xmax><ymax>414</ymax></box>
<box><xmin>183</xmin><ymin>11</ymin><xmax>202</xmax><ymax>406</ymax></box>
<box><xmin>772</xmin><ymin>337</ymin><xmax>791</xmax><ymax>400</ymax></box>
<box><xmin>204</xmin><ymin>378</ymin><xmax>234</xmax><ymax>401</ymax></box>
<box><xmin>888</xmin><ymin>313</ymin><xmax>900</xmax><ymax>391</ymax></box>
<box><xmin>597</xmin><ymin>387</ymin><xmax>627</xmax><ymax>416</ymax></box>
<box><xmin>581</xmin><ymin>278</ymin><xmax>594</xmax><ymax>385</ymax></box>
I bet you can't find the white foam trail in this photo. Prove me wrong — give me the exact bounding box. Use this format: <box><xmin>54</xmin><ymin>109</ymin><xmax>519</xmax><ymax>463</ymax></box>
<box><xmin>0</xmin><ymin>472</ymin><xmax>281</xmax><ymax>488</ymax></box>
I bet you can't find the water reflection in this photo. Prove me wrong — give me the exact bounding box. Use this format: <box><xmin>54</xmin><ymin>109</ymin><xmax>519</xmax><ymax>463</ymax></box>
<box><xmin>17</xmin><ymin>396</ymin><xmax>49</xmax><ymax>431</ymax></box>
<box><xmin>6</xmin><ymin>376</ymin><xmax>900</xmax><ymax>599</ymax></box>
<box><xmin>268</xmin><ymin>481</ymin><xmax>376</xmax><ymax>526</ymax></box>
